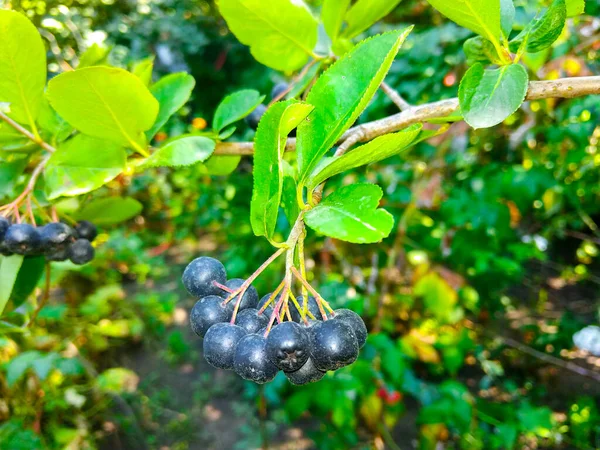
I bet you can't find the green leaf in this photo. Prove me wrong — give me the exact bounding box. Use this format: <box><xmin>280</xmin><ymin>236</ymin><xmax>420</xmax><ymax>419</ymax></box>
<box><xmin>510</xmin><ymin>0</ymin><xmax>566</xmax><ymax>53</ymax></box>
<box><xmin>281</xmin><ymin>160</ymin><xmax>300</xmax><ymax>225</ymax></box>
<box><xmin>132</xmin><ymin>57</ymin><xmax>154</xmax><ymax>86</ymax></box>
<box><xmin>297</xmin><ymin>29</ymin><xmax>412</xmax><ymax>184</ymax></box>
<box><xmin>342</xmin><ymin>0</ymin><xmax>404</xmax><ymax>39</ymax></box>
<box><xmin>307</xmin><ymin>123</ymin><xmax>422</xmax><ymax>190</ymax></box>
<box><xmin>322</xmin><ymin>0</ymin><xmax>351</xmax><ymax>42</ymax></box>
<box><xmin>0</xmin><ymin>255</ymin><xmax>25</xmax><ymax>316</ymax></box>
<box><xmin>0</xmin><ymin>158</ymin><xmax>28</xmax><ymax>197</ymax></box>
<box><xmin>76</xmin><ymin>197</ymin><xmax>143</xmax><ymax>226</ymax></box>
<box><xmin>566</xmin><ymin>0</ymin><xmax>585</xmax><ymax>17</ymax></box>
<box><xmin>203</xmin><ymin>155</ymin><xmax>241</xmax><ymax>176</ymax></box>
<box><xmin>5</xmin><ymin>351</ymin><xmax>40</xmax><ymax>386</ymax></box>
<box><xmin>458</xmin><ymin>63</ymin><xmax>528</xmax><ymax>129</ymax></box>
<box><xmin>147</xmin><ymin>72</ymin><xmax>196</xmax><ymax>139</ymax></box>
<box><xmin>0</xmin><ymin>10</ymin><xmax>46</xmax><ymax>127</ymax></box>
<box><xmin>426</xmin><ymin>0</ymin><xmax>502</xmax><ymax>50</ymax></box>
<box><xmin>500</xmin><ymin>0</ymin><xmax>515</xmax><ymax>37</ymax></box>
<box><xmin>78</xmin><ymin>44</ymin><xmax>111</xmax><ymax>68</ymax></box>
<box><xmin>44</xmin><ymin>134</ymin><xmax>126</xmax><ymax>200</ymax></box>
<box><xmin>37</xmin><ymin>98</ymin><xmax>73</xmax><ymax>144</ymax></box>
<box><xmin>304</xmin><ymin>183</ymin><xmax>394</xmax><ymax>244</ymax></box>
<box><xmin>251</xmin><ymin>101</ymin><xmax>314</xmax><ymax>240</ymax></box>
<box><xmin>414</xmin><ymin>272</ymin><xmax>458</xmax><ymax>322</ymax></box>
<box><xmin>10</xmin><ymin>256</ymin><xmax>45</xmax><ymax>310</ymax></box>
<box><xmin>47</xmin><ymin>67</ymin><xmax>159</xmax><ymax>152</ymax></box>
<box><xmin>212</xmin><ymin>90</ymin><xmax>265</xmax><ymax>133</ymax></box>
<box><xmin>140</xmin><ymin>135</ymin><xmax>215</xmax><ymax>169</ymax></box>
<box><xmin>97</xmin><ymin>368</ymin><xmax>139</xmax><ymax>393</ymax></box>
<box><xmin>217</xmin><ymin>0</ymin><xmax>319</xmax><ymax>72</ymax></box>
<box><xmin>463</xmin><ymin>36</ymin><xmax>503</xmax><ymax>66</ymax></box>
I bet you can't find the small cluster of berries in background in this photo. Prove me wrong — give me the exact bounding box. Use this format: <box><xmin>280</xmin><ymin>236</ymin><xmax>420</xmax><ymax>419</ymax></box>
<box><xmin>0</xmin><ymin>217</ymin><xmax>98</xmax><ymax>265</ymax></box>
<box><xmin>183</xmin><ymin>256</ymin><xmax>367</xmax><ymax>385</ymax></box>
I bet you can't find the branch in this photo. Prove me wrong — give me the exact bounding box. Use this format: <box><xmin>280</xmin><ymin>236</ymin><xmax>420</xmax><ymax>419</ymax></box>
<box><xmin>0</xmin><ymin>111</ymin><xmax>56</xmax><ymax>154</ymax></box>
<box><xmin>380</xmin><ymin>81</ymin><xmax>411</xmax><ymax>111</ymax></box>
<box><xmin>212</xmin><ymin>75</ymin><xmax>600</xmax><ymax>156</ymax></box>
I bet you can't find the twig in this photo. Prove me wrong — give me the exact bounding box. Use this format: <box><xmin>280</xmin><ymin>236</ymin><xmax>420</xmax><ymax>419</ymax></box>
<box><xmin>0</xmin><ymin>111</ymin><xmax>56</xmax><ymax>154</ymax></box>
<box><xmin>0</xmin><ymin>154</ymin><xmax>52</xmax><ymax>213</ymax></box>
<box><xmin>380</xmin><ymin>81</ymin><xmax>411</xmax><ymax>111</ymax></box>
<box><xmin>212</xmin><ymin>76</ymin><xmax>600</xmax><ymax>156</ymax></box>
<box><xmin>268</xmin><ymin>59</ymin><xmax>319</xmax><ymax>105</ymax></box>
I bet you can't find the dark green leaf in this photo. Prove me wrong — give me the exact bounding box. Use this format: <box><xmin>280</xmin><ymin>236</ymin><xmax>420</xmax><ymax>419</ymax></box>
<box><xmin>5</xmin><ymin>350</ymin><xmax>40</xmax><ymax>386</ymax></box>
<box><xmin>0</xmin><ymin>158</ymin><xmax>27</xmax><ymax>197</ymax></box>
<box><xmin>305</xmin><ymin>183</ymin><xmax>394</xmax><ymax>243</ymax></box>
<box><xmin>147</xmin><ymin>72</ymin><xmax>196</xmax><ymax>139</ymax></box>
<box><xmin>281</xmin><ymin>160</ymin><xmax>299</xmax><ymax>225</ymax></box>
<box><xmin>76</xmin><ymin>197</ymin><xmax>143</xmax><ymax>226</ymax></box>
<box><xmin>251</xmin><ymin>100</ymin><xmax>313</xmax><ymax>240</ymax></box>
<box><xmin>141</xmin><ymin>136</ymin><xmax>215</xmax><ymax>169</ymax></box>
<box><xmin>0</xmin><ymin>255</ymin><xmax>24</xmax><ymax>316</ymax></box>
<box><xmin>510</xmin><ymin>0</ymin><xmax>566</xmax><ymax>53</ymax></box>
<box><xmin>458</xmin><ymin>63</ymin><xmax>528</xmax><ymax>129</ymax></box>
<box><xmin>213</xmin><ymin>89</ymin><xmax>265</xmax><ymax>133</ymax></box>
<box><xmin>10</xmin><ymin>256</ymin><xmax>45</xmax><ymax>309</ymax></box>
<box><xmin>297</xmin><ymin>29</ymin><xmax>412</xmax><ymax>184</ymax></box>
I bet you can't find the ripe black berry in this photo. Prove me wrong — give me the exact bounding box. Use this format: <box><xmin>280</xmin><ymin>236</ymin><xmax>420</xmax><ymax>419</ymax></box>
<box><xmin>271</xmin><ymin>82</ymin><xmax>289</xmax><ymax>100</ymax></box>
<box><xmin>245</xmin><ymin>104</ymin><xmax>267</xmax><ymax>130</ymax></box>
<box><xmin>309</xmin><ymin>319</ymin><xmax>359</xmax><ymax>371</ymax></box>
<box><xmin>182</xmin><ymin>256</ymin><xmax>227</xmax><ymax>298</ymax></box>
<box><xmin>290</xmin><ymin>295</ymin><xmax>324</xmax><ymax>322</ymax></box>
<box><xmin>285</xmin><ymin>357</ymin><xmax>326</xmax><ymax>385</ymax></box>
<box><xmin>4</xmin><ymin>224</ymin><xmax>41</xmax><ymax>255</ymax></box>
<box><xmin>69</xmin><ymin>239</ymin><xmax>94</xmax><ymax>265</ymax></box>
<box><xmin>235</xmin><ymin>308</ymin><xmax>269</xmax><ymax>334</ymax></box>
<box><xmin>0</xmin><ymin>217</ymin><xmax>10</xmax><ymax>240</ymax></box>
<box><xmin>334</xmin><ymin>309</ymin><xmax>367</xmax><ymax>348</ymax></box>
<box><xmin>46</xmin><ymin>246</ymin><xmax>70</xmax><ymax>262</ymax></box>
<box><xmin>74</xmin><ymin>220</ymin><xmax>98</xmax><ymax>242</ymax></box>
<box><xmin>266</xmin><ymin>321</ymin><xmax>310</xmax><ymax>371</ymax></box>
<box><xmin>203</xmin><ymin>323</ymin><xmax>247</xmax><ymax>370</ymax></box>
<box><xmin>225</xmin><ymin>278</ymin><xmax>259</xmax><ymax>310</ymax></box>
<box><xmin>233</xmin><ymin>334</ymin><xmax>279</xmax><ymax>383</ymax></box>
<box><xmin>190</xmin><ymin>295</ymin><xmax>231</xmax><ymax>337</ymax></box>
<box><xmin>40</xmin><ymin>222</ymin><xmax>75</xmax><ymax>251</ymax></box>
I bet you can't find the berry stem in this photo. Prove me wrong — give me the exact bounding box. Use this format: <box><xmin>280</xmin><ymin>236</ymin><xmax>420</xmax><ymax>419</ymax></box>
<box><xmin>264</xmin><ymin>283</ymin><xmax>289</xmax><ymax>337</ymax></box>
<box><xmin>212</xmin><ymin>281</ymin><xmax>234</xmax><ymax>293</ymax></box>
<box><xmin>288</xmin><ymin>290</ymin><xmax>309</xmax><ymax>324</ymax></box>
<box><xmin>290</xmin><ymin>267</ymin><xmax>334</xmax><ymax>319</ymax></box>
<box><xmin>298</xmin><ymin>228</ymin><xmax>308</xmax><ymax>302</ymax></box>
<box><xmin>257</xmin><ymin>279</ymin><xmax>286</xmax><ymax>315</ymax></box>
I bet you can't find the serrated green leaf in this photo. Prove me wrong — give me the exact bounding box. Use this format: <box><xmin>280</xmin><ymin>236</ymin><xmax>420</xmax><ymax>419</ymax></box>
<box><xmin>217</xmin><ymin>0</ymin><xmax>319</xmax><ymax>72</ymax></box>
<box><xmin>297</xmin><ymin>29</ymin><xmax>412</xmax><ymax>184</ymax></box>
<box><xmin>305</xmin><ymin>183</ymin><xmax>394</xmax><ymax>243</ymax></box>
<box><xmin>203</xmin><ymin>155</ymin><xmax>241</xmax><ymax>176</ymax></box>
<box><xmin>132</xmin><ymin>57</ymin><xmax>154</xmax><ymax>86</ymax></box>
<box><xmin>307</xmin><ymin>124</ymin><xmax>422</xmax><ymax>190</ymax></box>
<box><xmin>44</xmin><ymin>134</ymin><xmax>126</xmax><ymax>200</ymax></box>
<box><xmin>0</xmin><ymin>10</ymin><xmax>46</xmax><ymax>127</ymax></box>
<box><xmin>213</xmin><ymin>90</ymin><xmax>265</xmax><ymax>133</ymax></box>
<box><xmin>0</xmin><ymin>255</ymin><xmax>25</xmax><ymax>316</ymax></box>
<box><xmin>566</xmin><ymin>0</ymin><xmax>585</xmax><ymax>17</ymax></box>
<box><xmin>281</xmin><ymin>160</ymin><xmax>300</xmax><ymax>225</ymax></box>
<box><xmin>510</xmin><ymin>0</ymin><xmax>566</xmax><ymax>53</ymax></box>
<box><xmin>426</xmin><ymin>0</ymin><xmax>502</xmax><ymax>50</ymax></box>
<box><xmin>147</xmin><ymin>72</ymin><xmax>196</xmax><ymax>139</ymax></box>
<box><xmin>76</xmin><ymin>197</ymin><xmax>143</xmax><ymax>226</ymax></box>
<box><xmin>458</xmin><ymin>63</ymin><xmax>528</xmax><ymax>129</ymax></box>
<box><xmin>47</xmin><ymin>67</ymin><xmax>159</xmax><ymax>152</ymax></box>
<box><xmin>141</xmin><ymin>135</ymin><xmax>215</xmax><ymax>169</ymax></box>
<box><xmin>78</xmin><ymin>44</ymin><xmax>111</xmax><ymax>68</ymax></box>
<box><xmin>322</xmin><ymin>0</ymin><xmax>351</xmax><ymax>42</ymax></box>
<box><xmin>342</xmin><ymin>0</ymin><xmax>403</xmax><ymax>39</ymax></box>
<box><xmin>463</xmin><ymin>36</ymin><xmax>502</xmax><ymax>66</ymax></box>
<box><xmin>251</xmin><ymin>101</ymin><xmax>314</xmax><ymax>240</ymax></box>
<box><xmin>500</xmin><ymin>0</ymin><xmax>515</xmax><ymax>37</ymax></box>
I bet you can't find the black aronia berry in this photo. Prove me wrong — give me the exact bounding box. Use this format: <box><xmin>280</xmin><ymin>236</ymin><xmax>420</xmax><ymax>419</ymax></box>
<box><xmin>183</xmin><ymin>254</ymin><xmax>368</xmax><ymax>385</ymax></box>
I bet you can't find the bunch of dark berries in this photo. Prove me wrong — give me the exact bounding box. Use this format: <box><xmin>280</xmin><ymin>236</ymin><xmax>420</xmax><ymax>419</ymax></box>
<box><xmin>0</xmin><ymin>217</ymin><xmax>98</xmax><ymax>265</ymax></box>
<box><xmin>183</xmin><ymin>256</ymin><xmax>367</xmax><ymax>385</ymax></box>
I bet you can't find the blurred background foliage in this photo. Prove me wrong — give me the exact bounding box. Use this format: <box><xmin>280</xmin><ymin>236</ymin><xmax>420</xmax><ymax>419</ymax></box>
<box><xmin>1</xmin><ymin>0</ymin><xmax>600</xmax><ymax>449</ymax></box>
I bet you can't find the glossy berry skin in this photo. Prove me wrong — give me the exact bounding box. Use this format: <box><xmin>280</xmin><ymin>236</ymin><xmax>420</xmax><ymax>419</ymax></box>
<box><xmin>225</xmin><ymin>278</ymin><xmax>259</xmax><ymax>310</ymax></box>
<box><xmin>4</xmin><ymin>224</ymin><xmax>41</xmax><ymax>255</ymax></box>
<box><xmin>74</xmin><ymin>220</ymin><xmax>98</xmax><ymax>242</ymax></box>
<box><xmin>69</xmin><ymin>239</ymin><xmax>95</xmax><ymax>265</ymax></box>
<box><xmin>190</xmin><ymin>295</ymin><xmax>230</xmax><ymax>337</ymax></box>
<box><xmin>309</xmin><ymin>319</ymin><xmax>359</xmax><ymax>371</ymax></box>
<box><xmin>290</xmin><ymin>295</ymin><xmax>324</xmax><ymax>322</ymax></box>
<box><xmin>46</xmin><ymin>246</ymin><xmax>70</xmax><ymax>262</ymax></box>
<box><xmin>233</xmin><ymin>334</ymin><xmax>279</xmax><ymax>383</ymax></box>
<box><xmin>182</xmin><ymin>257</ymin><xmax>227</xmax><ymax>298</ymax></box>
<box><xmin>235</xmin><ymin>308</ymin><xmax>269</xmax><ymax>334</ymax></box>
<box><xmin>203</xmin><ymin>323</ymin><xmax>247</xmax><ymax>370</ymax></box>
<box><xmin>334</xmin><ymin>309</ymin><xmax>368</xmax><ymax>348</ymax></box>
<box><xmin>40</xmin><ymin>223</ymin><xmax>75</xmax><ymax>251</ymax></box>
<box><xmin>266</xmin><ymin>321</ymin><xmax>310</xmax><ymax>371</ymax></box>
<box><xmin>285</xmin><ymin>357</ymin><xmax>326</xmax><ymax>385</ymax></box>
<box><xmin>271</xmin><ymin>82</ymin><xmax>289</xmax><ymax>100</ymax></box>
<box><xmin>245</xmin><ymin>104</ymin><xmax>267</xmax><ymax>130</ymax></box>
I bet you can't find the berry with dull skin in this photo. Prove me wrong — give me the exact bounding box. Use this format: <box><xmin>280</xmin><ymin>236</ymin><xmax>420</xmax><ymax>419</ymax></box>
<box><xmin>0</xmin><ymin>217</ymin><xmax>9</xmax><ymax>240</ymax></box>
<box><xmin>203</xmin><ymin>323</ymin><xmax>247</xmax><ymax>370</ymax></box>
<box><xmin>182</xmin><ymin>256</ymin><xmax>227</xmax><ymax>298</ymax></box>
<box><xmin>233</xmin><ymin>334</ymin><xmax>279</xmax><ymax>383</ymax></box>
<box><xmin>235</xmin><ymin>308</ymin><xmax>269</xmax><ymax>334</ymax></box>
<box><xmin>309</xmin><ymin>319</ymin><xmax>359</xmax><ymax>371</ymax></box>
<box><xmin>46</xmin><ymin>246</ymin><xmax>70</xmax><ymax>262</ymax></box>
<box><xmin>69</xmin><ymin>239</ymin><xmax>95</xmax><ymax>265</ymax></box>
<box><xmin>334</xmin><ymin>309</ymin><xmax>368</xmax><ymax>348</ymax></box>
<box><xmin>40</xmin><ymin>223</ymin><xmax>75</xmax><ymax>251</ymax></box>
<box><xmin>74</xmin><ymin>220</ymin><xmax>98</xmax><ymax>242</ymax></box>
<box><xmin>4</xmin><ymin>224</ymin><xmax>41</xmax><ymax>255</ymax></box>
<box><xmin>266</xmin><ymin>321</ymin><xmax>310</xmax><ymax>371</ymax></box>
<box><xmin>190</xmin><ymin>295</ymin><xmax>230</xmax><ymax>337</ymax></box>
<box><xmin>245</xmin><ymin>104</ymin><xmax>267</xmax><ymax>130</ymax></box>
<box><xmin>225</xmin><ymin>278</ymin><xmax>259</xmax><ymax>311</ymax></box>
<box><xmin>284</xmin><ymin>357</ymin><xmax>326</xmax><ymax>385</ymax></box>
<box><xmin>271</xmin><ymin>82</ymin><xmax>289</xmax><ymax>100</ymax></box>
